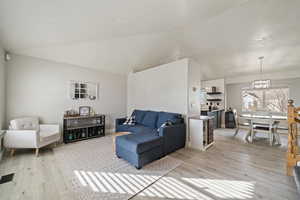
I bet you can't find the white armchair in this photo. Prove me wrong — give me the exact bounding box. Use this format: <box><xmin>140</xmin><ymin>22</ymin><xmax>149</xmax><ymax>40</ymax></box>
<box><xmin>4</xmin><ymin>117</ymin><xmax>60</xmax><ymax>156</ymax></box>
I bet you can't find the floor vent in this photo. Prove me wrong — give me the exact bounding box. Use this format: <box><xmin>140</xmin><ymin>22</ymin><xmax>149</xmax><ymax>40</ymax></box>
<box><xmin>0</xmin><ymin>173</ymin><xmax>14</xmax><ymax>184</ymax></box>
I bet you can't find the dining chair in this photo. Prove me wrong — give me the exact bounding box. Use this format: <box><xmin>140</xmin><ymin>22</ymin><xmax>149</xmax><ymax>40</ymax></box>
<box><xmin>250</xmin><ymin>111</ymin><xmax>269</xmax><ymax>142</ymax></box>
<box><xmin>251</xmin><ymin>112</ymin><xmax>281</xmax><ymax>145</ymax></box>
<box><xmin>233</xmin><ymin>109</ymin><xmax>239</xmax><ymax>136</ymax></box>
<box><xmin>233</xmin><ymin>109</ymin><xmax>252</xmax><ymax>141</ymax></box>
<box><xmin>272</xmin><ymin>121</ymin><xmax>281</xmax><ymax>145</ymax></box>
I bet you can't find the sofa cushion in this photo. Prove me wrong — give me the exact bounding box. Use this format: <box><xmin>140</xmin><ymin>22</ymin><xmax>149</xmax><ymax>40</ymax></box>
<box><xmin>156</xmin><ymin>112</ymin><xmax>182</xmax><ymax>128</ymax></box>
<box><xmin>141</xmin><ymin>111</ymin><xmax>158</xmax><ymax>129</ymax></box>
<box><xmin>117</xmin><ymin>124</ymin><xmax>157</xmax><ymax>135</ymax></box>
<box><xmin>132</xmin><ymin>110</ymin><xmax>147</xmax><ymax>124</ymax></box>
<box><xmin>130</xmin><ymin>125</ymin><xmax>157</xmax><ymax>135</ymax></box>
<box><xmin>10</xmin><ymin>117</ymin><xmax>39</xmax><ymax>131</ymax></box>
<box><xmin>115</xmin><ymin>124</ymin><xmax>133</xmax><ymax>132</ymax></box>
<box><xmin>116</xmin><ymin>133</ymin><xmax>163</xmax><ymax>154</ymax></box>
<box><xmin>294</xmin><ymin>166</ymin><xmax>300</xmax><ymax>193</ymax></box>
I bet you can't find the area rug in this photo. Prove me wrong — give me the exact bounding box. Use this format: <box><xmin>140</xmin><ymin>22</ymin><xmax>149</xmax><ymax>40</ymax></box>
<box><xmin>53</xmin><ymin>136</ymin><xmax>183</xmax><ymax>200</ymax></box>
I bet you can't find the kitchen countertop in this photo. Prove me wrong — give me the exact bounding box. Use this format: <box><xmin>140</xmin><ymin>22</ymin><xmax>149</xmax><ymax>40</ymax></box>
<box><xmin>189</xmin><ymin>115</ymin><xmax>214</xmax><ymax>121</ymax></box>
<box><xmin>201</xmin><ymin>109</ymin><xmax>224</xmax><ymax>112</ymax></box>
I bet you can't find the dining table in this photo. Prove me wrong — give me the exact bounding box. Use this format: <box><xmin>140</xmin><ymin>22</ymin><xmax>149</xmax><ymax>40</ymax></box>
<box><xmin>239</xmin><ymin>113</ymin><xmax>287</xmax><ymax>145</ymax></box>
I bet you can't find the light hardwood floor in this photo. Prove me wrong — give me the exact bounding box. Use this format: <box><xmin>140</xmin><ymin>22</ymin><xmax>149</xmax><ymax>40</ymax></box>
<box><xmin>0</xmin><ymin>129</ymin><xmax>299</xmax><ymax>200</ymax></box>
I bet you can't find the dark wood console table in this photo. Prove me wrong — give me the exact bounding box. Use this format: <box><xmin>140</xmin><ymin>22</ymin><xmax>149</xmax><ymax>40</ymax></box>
<box><xmin>63</xmin><ymin>115</ymin><xmax>105</xmax><ymax>143</ymax></box>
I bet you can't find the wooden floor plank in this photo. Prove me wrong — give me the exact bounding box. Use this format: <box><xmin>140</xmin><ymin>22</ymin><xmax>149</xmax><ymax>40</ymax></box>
<box><xmin>0</xmin><ymin>129</ymin><xmax>298</xmax><ymax>200</ymax></box>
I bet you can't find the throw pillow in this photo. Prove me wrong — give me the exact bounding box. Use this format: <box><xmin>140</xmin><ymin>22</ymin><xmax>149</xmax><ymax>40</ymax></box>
<box><xmin>123</xmin><ymin>116</ymin><xmax>136</xmax><ymax>125</ymax></box>
<box><xmin>157</xmin><ymin>120</ymin><xmax>173</xmax><ymax>132</ymax></box>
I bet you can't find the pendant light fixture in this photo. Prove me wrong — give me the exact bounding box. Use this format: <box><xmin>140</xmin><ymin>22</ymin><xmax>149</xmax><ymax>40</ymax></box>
<box><xmin>252</xmin><ymin>56</ymin><xmax>271</xmax><ymax>89</ymax></box>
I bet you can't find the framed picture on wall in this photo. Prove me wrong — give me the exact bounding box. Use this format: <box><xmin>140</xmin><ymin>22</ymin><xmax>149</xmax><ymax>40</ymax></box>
<box><xmin>79</xmin><ymin>106</ymin><xmax>91</xmax><ymax>116</ymax></box>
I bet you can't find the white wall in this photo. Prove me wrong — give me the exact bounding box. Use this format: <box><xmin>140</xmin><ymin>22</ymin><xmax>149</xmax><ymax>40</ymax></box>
<box><xmin>188</xmin><ymin>59</ymin><xmax>202</xmax><ymax>115</ymax></box>
<box><xmin>127</xmin><ymin>59</ymin><xmax>189</xmax><ymax>115</ymax></box>
<box><xmin>0</xmin><ymin>46</ymin><xmax>5</xmax><ymax>129</ymax></box>
<box><xmin>6</xmin><ymin>55</ymin><xmax>127</xmax><ymax>132</ymax></box>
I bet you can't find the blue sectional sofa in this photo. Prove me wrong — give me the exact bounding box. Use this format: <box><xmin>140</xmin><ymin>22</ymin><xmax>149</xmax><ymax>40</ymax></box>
<box><xmin>294</xmin><ymin>166</ymin><xmax>300</xmax><ymax>194</ymax></box>
<box><xmin>115</xmin><ymin>109</ymin><xmax>186</xmax><ymax>169</ymax></box>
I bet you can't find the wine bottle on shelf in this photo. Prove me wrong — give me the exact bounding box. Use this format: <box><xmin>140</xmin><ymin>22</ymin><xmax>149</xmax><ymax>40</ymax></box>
<box><xmin>77</xmin><ymin>130</ymin><xmax>80</xmax><ymax>139</ymax></box>
<box><xmin>68</xmin><ymin>133</ymin><xmax>73</xmax><ymax>141</ymax></box>
<box><xmin>73</xmin><ymin>131</ymin><xmax>76</xmax><ymax>140</ymax></box>
<box><xmin>88</xmin><ymin>128</ymin><xmax>91</xmax><ymax>137</ymax></box>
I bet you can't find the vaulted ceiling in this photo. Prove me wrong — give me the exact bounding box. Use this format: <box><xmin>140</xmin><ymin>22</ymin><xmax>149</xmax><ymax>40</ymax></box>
<box><xmin>0</xmin><ymin>0</ymin><xmax>299</xmax><ymax>79</ymax></box>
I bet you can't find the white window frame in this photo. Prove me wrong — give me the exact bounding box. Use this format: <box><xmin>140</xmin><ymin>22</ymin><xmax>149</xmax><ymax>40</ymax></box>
<box><xmin>241</xmin><ymin>86</ymin><xmax>289</xmax><ymax>114</ymax></box>
<box><xmin>69</xmin><ymin>80</ymin><xmax>98</xmax><ymax>101</ymax></box>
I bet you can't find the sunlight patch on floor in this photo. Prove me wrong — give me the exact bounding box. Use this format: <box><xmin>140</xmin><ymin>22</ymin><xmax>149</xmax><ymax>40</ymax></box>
<box><xmin>139</xmin><ymin>176</ymin><xmax>214</xmax><ymax>200</ymax></box>
<box><xmin>74</xmin><ymin>170</ymin><xmax>255</xmax><ymax>199</ymax></box>
<box><xmin>182</xmin><ymin>177</ymin><xmax>255</xmax><ymax>199</ymax></box>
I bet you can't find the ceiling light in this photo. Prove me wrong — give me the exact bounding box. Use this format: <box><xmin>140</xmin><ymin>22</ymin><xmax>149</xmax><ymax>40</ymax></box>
<box><xmin>251</xmin><ymin>56</ymin><xmax>271</xmax><ymax>89</ymax></box>
<box><xmin>4</xmin><ymin>51</ymin><xmax>11</xmax><ymax>61</ymax></box>
<box><xmin>254</xmin><ymin>37</ymin><xmax>267</xmax><ymax>42</ymax></box>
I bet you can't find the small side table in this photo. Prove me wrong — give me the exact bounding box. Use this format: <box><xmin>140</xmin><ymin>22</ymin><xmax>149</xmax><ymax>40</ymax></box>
<box><xmin>0</xmin><ymin>130</ymin><xmax>6</xmax><ymax>161</ymax></box>
<box><xmin>112</xmin><ymin>132</ymin><xmax>131</xmax><ymax>152</ymax></box>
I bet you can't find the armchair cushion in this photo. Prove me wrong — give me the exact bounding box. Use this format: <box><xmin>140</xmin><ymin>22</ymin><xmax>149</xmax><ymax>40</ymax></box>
<box><xmin>10</xmin><ymin>117</ymin><xmax>39</xmax><ymax>131</ymax></box>
<box><xmin>39</xmin><ymin>124</ymin><xmax>60</xmax><ymax>143</ymax></box>
<box><xmin>40</xmin><ymin>131</ymin><xmax>60</xmax><ymax>143</ymax></box>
